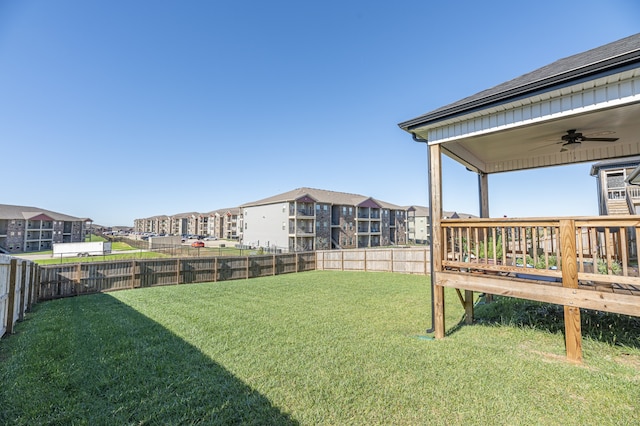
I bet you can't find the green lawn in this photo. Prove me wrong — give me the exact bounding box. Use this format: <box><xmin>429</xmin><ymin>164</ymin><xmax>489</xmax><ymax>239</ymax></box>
<box><xmin>1</xmin><ymin>271</ymin><xmax>639</xmax><ymax>425</ymax></box>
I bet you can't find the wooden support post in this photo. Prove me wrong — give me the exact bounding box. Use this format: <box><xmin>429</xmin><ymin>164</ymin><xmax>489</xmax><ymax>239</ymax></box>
<box><xmin>478</xmin><ymin>171</ymin><xmax>492</xmax><ymax>303</ymax></box>
<box><xmin>560</xmin><ymin>219</ymin><xmax>582</xmax><ymax>363</ymax></box>
<box><xmin>6</xmin><ymin>259</ymin><xmax>17</xmax><ymax>334</ymax></box>
<box><xmin>177</xmin><ymin>259</ymin><xmax>181</xmax><ymax>284</ymax></box>
<box><xmin>430</xmin><ymin>144</ymin><xmax>445</xmax><ymax>339</ymax></box>
<box><xmin>465</xmin><ymin>290</ymin><xmax>474</xmax><ymax>324</ymax></box>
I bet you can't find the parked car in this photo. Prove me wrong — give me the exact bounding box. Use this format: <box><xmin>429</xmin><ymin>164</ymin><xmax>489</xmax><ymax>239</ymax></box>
<box><xmin>191</xmin><ymin>241</ymin><xmax>205</xmax><ymax>248</ymax></box>
<box><xmin>204</xmin><ymin>236</ymin><xmax>217</xmax><ymax>241</ymax></box>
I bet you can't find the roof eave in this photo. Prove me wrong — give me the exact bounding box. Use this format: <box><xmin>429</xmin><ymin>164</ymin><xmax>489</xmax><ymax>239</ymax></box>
<box><xmin>398</xmin><ymin>52</ymin><xmax>640</xmax><ymax>133</ymax></box>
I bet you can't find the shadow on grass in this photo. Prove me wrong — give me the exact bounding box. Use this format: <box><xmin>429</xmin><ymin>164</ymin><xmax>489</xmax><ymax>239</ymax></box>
<box><xmin>473</xmin><ymin>296</ymin><xmax>640</xmax><ymax>349</ymax></box>
<box><xmin>1</xmin><ymin>293</ymin><xmax>298</xmax><ymax>425</ymax></box>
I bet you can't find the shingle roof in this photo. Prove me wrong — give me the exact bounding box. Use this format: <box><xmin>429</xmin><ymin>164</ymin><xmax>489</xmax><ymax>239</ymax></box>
<box><xmin>399</xmin><ymin>33</ymin><xmax>640</xmax><ymax>131</ymax></box>
<box><xmin>589</xmin><ymin>155</ymin><xmax>640</xmax><ymax>176</ymax></box>
<box><xmin>0</xmin><ymin>204</ymin><xmax>88</xmax><ymax>221</ymax></box>
<box><xmin>206</xmin><ymin>207</ymin><xmax>241</xmax><ymax>216</ymax></box>
<box><xmin>241</xmin><ymin>187</ymin><xmax>404</xmax><ymax>209</ymax></box>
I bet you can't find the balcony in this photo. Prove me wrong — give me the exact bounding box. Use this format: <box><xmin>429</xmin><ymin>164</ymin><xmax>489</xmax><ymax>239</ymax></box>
<box><xmin>289</xmin><ymin>226</ymin><xmax>315</xmax><ymax>236</ymax></box>
<box><xmin>292</xmin><ymin>208</ymin><xmax>315</xmax><ymax>218</ymax></box>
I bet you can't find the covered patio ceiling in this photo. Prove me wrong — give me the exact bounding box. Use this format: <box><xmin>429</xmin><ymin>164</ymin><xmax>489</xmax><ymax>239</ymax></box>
<box><xmin>399</xmin><ymin>34</ymin><xmax>640</xmax><ymax>175</ymax></box>
<box><xmin>426</xmin><ymin>100</ymin><xmax>640</xmax><ymax>174</ymax></box>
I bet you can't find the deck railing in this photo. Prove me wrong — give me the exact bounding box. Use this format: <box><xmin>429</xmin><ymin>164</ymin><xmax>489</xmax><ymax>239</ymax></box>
<box><xmin>440</xmin><ymin>216</ymin><xmax>640</xmax><ymax>296</ymax></box>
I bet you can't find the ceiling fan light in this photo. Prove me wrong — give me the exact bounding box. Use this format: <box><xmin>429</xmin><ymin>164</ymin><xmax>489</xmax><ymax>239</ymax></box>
<box><xmin>566</xmin><ymin>142</ymin><xmax>580</xmax><ymax>151</ymax></box>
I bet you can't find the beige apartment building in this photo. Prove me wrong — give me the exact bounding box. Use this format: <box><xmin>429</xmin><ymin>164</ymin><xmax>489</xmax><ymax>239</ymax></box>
<box><xmin>241</xmin><ymin>187</ymin><xmax>408</xmax><ymax>252</ymax></box>
<box><xmin>134</xmin><ymin>208</ymin><xmax>242</xmax><ymax>240</ymax></box>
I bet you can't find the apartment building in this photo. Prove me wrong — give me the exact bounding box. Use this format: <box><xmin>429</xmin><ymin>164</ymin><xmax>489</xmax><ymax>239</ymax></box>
<box><xmin>407</xmin><ymin>206</ymin><xmax>430</xmax><ymax>244</ymax></box>
<box><xmin>407</xmin><ymin>206</ymin><xmax>476</xmax><ymax>244</ymax></box>
<box><xmin>133</xmin><ymin>215</ymin><xmax>171</xmax><ymax>235</ymax></box>
<box><xmin>205</xmin><ymin>208</ymin><xmax>241</xmax><ymax>240</ymax></box>
<box><xmin>590</xmin><ymin>156</ymin><xmax>640</xmax><ymax>215</ymax></box>
<box><xmin>134</xmin><ymin>208</ymin><xmax>242</xmax><ymax>240</ymax></box>
<box><xmin>241</xmin><ymin>187</ymin><xmax>408</xmax><ymax>252</ymax></box>
<box><xmin>0</xmin><ymin>204</ymin><xmax>88</xmax><ymax>254</ymax></box>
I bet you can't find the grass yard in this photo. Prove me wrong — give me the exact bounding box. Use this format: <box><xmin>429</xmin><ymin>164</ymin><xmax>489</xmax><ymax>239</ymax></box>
<box><xmin>1</xmin><ymin>271</ymin><xmax>639</xmax><ymax>425</ymax></box>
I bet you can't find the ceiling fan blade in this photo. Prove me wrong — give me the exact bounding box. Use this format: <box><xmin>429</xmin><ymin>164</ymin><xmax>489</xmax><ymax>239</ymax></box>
<box><xmin>529</xmin><ymin>141</ymin><xmax>561</xmax><ymax>151</ymax></box>
<box><xmin>582</xmin><ymin>137</ymin><xmax>619</xmax><ymax>142</ymax></box>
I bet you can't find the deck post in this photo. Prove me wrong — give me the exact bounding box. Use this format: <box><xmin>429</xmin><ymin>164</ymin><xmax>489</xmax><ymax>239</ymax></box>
<box><xmin>464</xmin><ymin>290</ymin><xmax>474</xmax><ymax>324</ymax></box>
<box><xmin>560</xmin><ymin>219</ymin><xmax>582</xmax><ymax>362</ymax></box>
<box><xmin>430</xmin><ymin>143</ymin><xmax>445</xmax><ymax>339</ymax></box>
<box><xmin>478</xmin><ymin>172</ymin><xmax>492</xmax><ymax>304</ymax></box>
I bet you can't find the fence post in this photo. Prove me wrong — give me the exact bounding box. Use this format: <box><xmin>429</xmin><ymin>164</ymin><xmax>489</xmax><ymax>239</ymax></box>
<box><xmin>35</xmin><ymin>266</ymin><xmax>42</xmax><ymax>302</ymax></box>
<box><xmin>246</xmin><ymin>256</ymin><xmax>250</xmax><ymax>279</ymax></box>
<box><xmin>6</xmin><ymin>259</ymin><xmax>17</xmax><ymax>334</ymax></box>
<box><xmin>27</xmin><ymin>263</ymin><xmax>35</xmax><ymax>310</ymax></box>
<box><xmin>425</xmin><ymin>248</ymin><xmax>428</xmax><ymax>275</ymax></box>
<box><xmin>131</xmin><ymin>260</ymin><xmax>136</xmax><ymax>289</ymax></box>
<box><xmin>214</xmin><ymin>257</ymin><xmax>218</xmax><ymax>282</ymax></box>
<box><xmin>273</xmin><ymin>254</ymin><xmax>276</xmax><ymax>276</ymax></box>
<box><xmin>76</xmin><ymin>263</ymin><xmax>82</xmax><ymax>296</ymax></box>
<box><xmin>177</xmin><ymin>259</ymin><xmax>181</xmax><ymax>285</ymax></box>
<box><xmin>19</xmin><ymin>262</ymin><xmax>26</xmax><ymax>321</ymax></box>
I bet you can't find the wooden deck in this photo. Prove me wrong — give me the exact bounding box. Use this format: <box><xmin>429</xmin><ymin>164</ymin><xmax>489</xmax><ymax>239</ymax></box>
<box><xmin>433</xmin><ymin>216</ymin><xmax>640</xmax><ymax>362</ymax></box>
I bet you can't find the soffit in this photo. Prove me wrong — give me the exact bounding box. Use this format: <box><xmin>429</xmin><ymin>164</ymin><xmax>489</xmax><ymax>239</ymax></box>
<box><xmin>410</xmin><ymin>70</ymin><xmax>640</xmax><ymax>174</ymax></box>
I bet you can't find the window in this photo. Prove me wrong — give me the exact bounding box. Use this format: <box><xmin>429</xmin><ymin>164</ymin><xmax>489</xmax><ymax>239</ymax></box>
<box><xmin>348</xmin><ymin>207</ymin><xmax>353</xmax><ymax>215</ymax></box>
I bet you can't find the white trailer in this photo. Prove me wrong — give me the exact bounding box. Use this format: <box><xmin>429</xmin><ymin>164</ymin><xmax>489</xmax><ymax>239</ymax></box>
<box><xmin>52</xmin><ymin>241</ymin><xmax>112</xmax><ymax>257</ymax></box>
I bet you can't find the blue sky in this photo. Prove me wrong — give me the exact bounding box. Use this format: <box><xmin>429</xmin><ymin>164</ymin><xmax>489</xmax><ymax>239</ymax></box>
<box><xmin>1</xmin><ymin>1</ymin><xmax>638</xmax><ymax>226</ymax></box>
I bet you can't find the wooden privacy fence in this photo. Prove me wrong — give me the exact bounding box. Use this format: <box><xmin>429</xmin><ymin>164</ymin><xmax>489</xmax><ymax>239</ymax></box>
<box><xmin>1</xmin><ymin>255</ymin><xmax>40</xmax><ymax>338</ymax></box>
<box><xmin>39</xmin><ymin>252</ymin><xmax>316</xmax><ymax>300</ymax></box>
<box><xmin>316</xmin><ymin>247</ymin><xmax>430</xmax><ymax>275</ymax></box>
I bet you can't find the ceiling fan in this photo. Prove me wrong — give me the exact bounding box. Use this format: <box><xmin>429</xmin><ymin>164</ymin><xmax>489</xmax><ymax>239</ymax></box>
<box><xmin>559</xmin><ymin>129</ymin><xmax>619</xmax><ymax>152</ymax></box>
